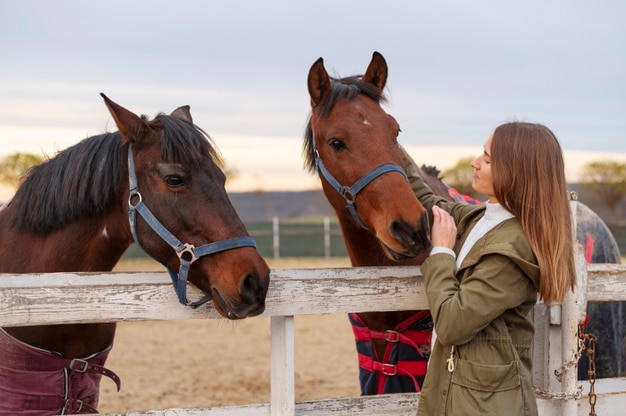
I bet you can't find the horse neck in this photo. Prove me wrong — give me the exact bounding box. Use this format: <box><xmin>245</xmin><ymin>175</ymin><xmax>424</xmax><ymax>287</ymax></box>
<box><xmin>0</xmin><ymin>204</ymin><xmax>131</xmax><ymax>273</ymax></box>
<box><xmin>0</xmin><ymin>207</ymin><xmax>126</xmax><ymax>357</ymax></box>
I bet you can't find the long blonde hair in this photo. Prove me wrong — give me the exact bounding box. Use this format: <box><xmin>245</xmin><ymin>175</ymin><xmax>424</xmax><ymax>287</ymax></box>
<box><xmin>491</xmin><ymin>122</ymin><xmax>576</xmax><ymax>304</ymax></box>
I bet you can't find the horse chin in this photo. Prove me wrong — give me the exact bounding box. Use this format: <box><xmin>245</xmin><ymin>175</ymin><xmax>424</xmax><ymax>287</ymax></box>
<box><xmin>380</xmin><ymin>244</ymin><xmax>413</xmax><ymax>262</ymax></box>
<box><xmin>212</xmin><ymin>288</ymin><xmax>266</xmax><ymax>320</ymax></box>
<box><xmin>380</xmin><ymin>241</ymin><xmax>431</xmax><ymax>262</ymax></box>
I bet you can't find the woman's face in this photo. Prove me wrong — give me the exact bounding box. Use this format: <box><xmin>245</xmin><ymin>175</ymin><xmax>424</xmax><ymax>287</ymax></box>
<box><xmin>471</xmin><ymin>134</ymin><xmax>497</xmax><ymax>203</ymax></box>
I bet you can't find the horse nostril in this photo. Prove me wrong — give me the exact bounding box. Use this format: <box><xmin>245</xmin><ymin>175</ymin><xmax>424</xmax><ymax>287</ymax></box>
<box><xmin>391</xmin><ymin>219</ymin><xmax>418</xmax><ymax>244</ymax></box>
<box><xmin>390</xmin><ymin>215</ymin><xmax>431</xmax><ymax>253</ymax></box>
<box><xmin>239</xmin><ymin>273</ymin><xmax>266</xmax><ymax>304</ymax></box>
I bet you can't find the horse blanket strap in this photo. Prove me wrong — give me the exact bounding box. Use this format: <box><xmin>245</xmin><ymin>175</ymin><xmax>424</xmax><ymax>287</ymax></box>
<box><xmin>349</xmin><ymin>311</ymin><xmax>432</xmax><ymax>395</ymax></box>
<box><xmin>314</xmin><ymin>150</ymin><xmax>407</xmax><ymax>230</ymax></box>
<box><xmin>126</xmin><ymin>145</ymin><xmax>257</xmax><ymax>308</ymax></box>
<box><xmin>0</xmin><ymin>328</ymin><xmax>120</xmax><ymax>415</ymax></box>
<box><xmin>447</xmin><ymin>186</ymin><xmax>482</xmax><ymax>205</ymax></box>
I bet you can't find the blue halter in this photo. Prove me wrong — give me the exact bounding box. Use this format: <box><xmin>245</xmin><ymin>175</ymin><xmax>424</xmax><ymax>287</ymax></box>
<box><xmin>126</xmin><ymin>145</ymin><xmax>257</xmax><ymax>308</ymax></box>
<box><xmin>313</xmin><ymin>145</ymin><xmax>408</xmax><ymax>230</ymax></box>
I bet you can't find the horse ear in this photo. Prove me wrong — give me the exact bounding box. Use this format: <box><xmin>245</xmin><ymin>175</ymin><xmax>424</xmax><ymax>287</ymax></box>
<box><xmin>100</xmin><ymin>93</ymin><xmax>149</xmax><ymax>144</ymax></box>
<box><xmin>362</xmin><ymin>51</ymin><xmax>388</xmax><ymax>91</ymax></box>
<box><xmin>307</xmin><ymin>57</ymin><xmax>332</xmax><ymax>107</ymax></box>
<box><xmin>171</xmin><ymin>105</ymin><xmax>193</xmax><ymax>124</ymax></box>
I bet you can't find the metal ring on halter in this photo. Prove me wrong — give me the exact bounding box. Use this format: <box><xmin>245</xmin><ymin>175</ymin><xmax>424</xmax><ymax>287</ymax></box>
<box><xmin>177</xmin><ymin>243</ymin><xmax>199</xmax><ymax>264</ymax></box>
<box><xmin>342</xmin><ymin>186</ymin><xmax>356</xmax><ymax>202</ymax></box>
<box><xmin>128</xmin><ymin>191</ymin><xmax>143</xmax><ymax>209</ymax></box>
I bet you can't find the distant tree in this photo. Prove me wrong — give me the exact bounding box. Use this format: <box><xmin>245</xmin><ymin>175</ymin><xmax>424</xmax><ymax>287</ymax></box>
<box><xmin>579</xmin><ymin>160</ymin><xmax>626</xmax><ymax>223</ymax></box>
<box><xmin>0</xmin><ymin>152</ymin><xmax>46</xmax><ymax>188</ymax></box>
<box><xmin>441</xmin><ymin>156</ymin><xmax>484</xmax><ymax>200</ymax></box>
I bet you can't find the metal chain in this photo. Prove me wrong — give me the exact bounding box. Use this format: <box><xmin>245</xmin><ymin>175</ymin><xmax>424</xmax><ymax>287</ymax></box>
<box><xmin>583</xmin><ymin>325</ymin><xmax>598</xmax><ymax>416</ymax></box>
<box><xmin>533</xmin><ymin>322</ymin><xmax>598</xmax><ymax>415</ymax></box>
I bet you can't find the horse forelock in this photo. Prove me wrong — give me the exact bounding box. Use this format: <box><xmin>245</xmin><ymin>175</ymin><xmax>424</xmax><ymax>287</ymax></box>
<box><xmin>156</xmin><ymin>114</ymin><xmax>223</xmax><ymax>168</ymax></box>
<box><xmin>303</xmin><ymin>75</ymin><xmax>388</xmax><ymax>174</ymax></box>
<box><xmin>7</xmin><ymin>132</ymin><xmax>127</xmax><ymax>235</ymax></box>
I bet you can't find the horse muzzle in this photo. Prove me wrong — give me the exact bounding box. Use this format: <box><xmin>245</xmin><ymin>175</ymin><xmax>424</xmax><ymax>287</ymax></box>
<box><xmin>212</xmin><ymin>270</ymin><xmax>269</xmax><ymax>320</ymax></box>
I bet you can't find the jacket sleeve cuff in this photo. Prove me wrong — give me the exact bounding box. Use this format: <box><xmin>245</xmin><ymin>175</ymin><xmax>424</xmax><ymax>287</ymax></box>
<box><xmin>429</xmin><ymin>246</ymin><xmax>456</xmax><ymax>259</ymax></box>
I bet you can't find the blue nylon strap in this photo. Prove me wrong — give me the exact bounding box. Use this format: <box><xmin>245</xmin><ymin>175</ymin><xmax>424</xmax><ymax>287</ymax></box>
<box><xmin>194</xmin><ymin>236</ymin><xmax>257</xmax><ymax>257</ymax></box>
<box><xmin>126</xmin><ymin>145</ymin><xmax>257</xmax><ymax>308</ymax></box>
<box><xmin>315</xmin><ymin>156</ymin><xmax>407</xmax><ymax>230</ymax></box>
<box><xmin>350</xmin><ymin>164</ymin><xmax>407</xmax><ymax>195</ymax></box>
<box><xmin>315</xmin><ymin>158</ymin><xmax>345</xmax><ymax>197</ymax></box>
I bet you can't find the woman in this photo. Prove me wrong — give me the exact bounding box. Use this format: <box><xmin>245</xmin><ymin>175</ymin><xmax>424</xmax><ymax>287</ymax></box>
<box><xmin>401</xmin><ymin>122</ymin><xmax>576</xmax><ymax>415</ymax></box>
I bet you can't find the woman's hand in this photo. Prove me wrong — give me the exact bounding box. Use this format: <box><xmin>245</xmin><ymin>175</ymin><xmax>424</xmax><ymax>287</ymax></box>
<box><xmin>431</xmin><ymin>205</ymin><xmax>457</xmax><ymax>249</ymax></box>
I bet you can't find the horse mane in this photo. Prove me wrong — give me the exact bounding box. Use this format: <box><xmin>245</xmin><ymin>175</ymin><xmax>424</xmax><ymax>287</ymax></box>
<box><xmin>420</xmin><ymin>164</ymin><xmax>442</xmax><ymax>178</ymax></box>
<box><xmin>6</xmin><ymin>113</ymin><xmax>220</xmax><ymax>235</ymax></box>
<box><xmin>303</xmin><ymin>75</ymin><xmax>388</xmax><ymax>173</ymax></box>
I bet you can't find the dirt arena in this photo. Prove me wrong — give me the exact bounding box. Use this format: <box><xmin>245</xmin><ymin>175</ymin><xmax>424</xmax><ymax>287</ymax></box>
<box><xmin>98</xmin><ymin>257</ymin><xmax>361</xmax><ymax>413</ymax></box>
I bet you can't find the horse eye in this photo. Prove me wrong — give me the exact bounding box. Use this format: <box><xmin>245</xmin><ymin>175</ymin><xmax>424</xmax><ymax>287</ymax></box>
<box><xmin>330</xmin><ymin>139</ymin><xmax>346</xmax><ymax>151</ymax></box>
<box><xmin>164</xmin><ymin>175</ymin><xmax>184</xmax><ymax>187</ymax></box>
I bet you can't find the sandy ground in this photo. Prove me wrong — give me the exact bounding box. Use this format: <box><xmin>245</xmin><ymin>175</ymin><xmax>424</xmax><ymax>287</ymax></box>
<box><xmin>98</xmin><ymin>257</ymin><xmax>360</xmax><ymax>413</ymax></box>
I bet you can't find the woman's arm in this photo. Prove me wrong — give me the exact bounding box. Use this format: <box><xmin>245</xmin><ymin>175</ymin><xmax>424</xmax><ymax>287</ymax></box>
<box><xmin>399</xmin><ymin>145</ymin><xmax>475</xmax><ymax>223</ymax></box>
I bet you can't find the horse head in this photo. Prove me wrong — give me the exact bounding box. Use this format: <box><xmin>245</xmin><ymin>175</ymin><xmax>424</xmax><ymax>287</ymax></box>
<box><xmin>304</xmin><ymin>52</ymin><xmax>431</xmax><ymax>263</ymax></box>
<box><xmin>102</xmin><ymin>94</ymin><xmax>270</xmax><ymax>319</ymax></box>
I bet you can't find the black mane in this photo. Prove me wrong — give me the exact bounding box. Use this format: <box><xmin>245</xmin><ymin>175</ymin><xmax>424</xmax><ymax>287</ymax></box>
<box><xmin>303</xmin><ymin>75</ymin><xmax>388</xmax><ymax>173</ymax></box>
<box><xmin>6</xmin><ymin>113</ymin><xmax>220</xmax><ymax>235</ymax></box>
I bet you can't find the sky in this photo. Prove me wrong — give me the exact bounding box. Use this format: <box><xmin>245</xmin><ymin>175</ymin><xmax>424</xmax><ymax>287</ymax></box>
<box><xmin>1</xmin><ymin>0</ymin><xmax>625</xmax><ymax>198</ymax></box>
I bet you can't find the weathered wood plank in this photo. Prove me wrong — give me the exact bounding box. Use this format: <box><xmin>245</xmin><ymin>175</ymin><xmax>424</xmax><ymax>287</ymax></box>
<box><xmin>0</xmin><ymin>266</ymin><xmax>430</xmax><ymax>327</ymax></box>
<box><xmin>1</xmin><ymin>264</ymin><xmax>625</xmax><ymax>327</ymax></box>
<box><xmin>96</xmin><ymin>378</ymin><xmax>626</xmax><ymax>416</ymax></box>
<box><xmin>587</xmin><ymin>263</ymin><xmax>626</xmax><ymax>301</ymax></box>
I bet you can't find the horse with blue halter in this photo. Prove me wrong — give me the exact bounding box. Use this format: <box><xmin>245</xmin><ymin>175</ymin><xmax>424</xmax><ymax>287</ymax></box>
<box><xmin>305</xmin><ymin>52</ymin><xmax>439</xmax><ymax>394</ymax></box>
<box><xmin>0</xmin><ymin>94</ymin><xmax>270</xmax><ymax>415</ymax></box>
<box><xmin>304</xmin><ymin>51</ymin><xmax>624</xmax><ymax>396</ymax></box>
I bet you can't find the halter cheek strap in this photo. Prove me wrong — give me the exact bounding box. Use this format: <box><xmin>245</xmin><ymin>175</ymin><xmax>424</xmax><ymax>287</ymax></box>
<box><xmin>313</xmin><ymin>146</ymin><xmax>408</xmax><ymax>230</ymax></box>
<box><xmin>127</xmin><ymin>145</ymin><xmax>257</xmax><ymax>308</ymax></box>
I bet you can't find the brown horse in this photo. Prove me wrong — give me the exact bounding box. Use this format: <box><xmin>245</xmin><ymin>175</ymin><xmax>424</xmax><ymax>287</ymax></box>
<box><xmin>0</xmin><ymin>94</ymin><xmax>270</xmax><ymax>415</ymax></box>
<box><xmin>304</xmin><ymin>52</ymin><xmax>455</xmax><ymax>394</ymax></box>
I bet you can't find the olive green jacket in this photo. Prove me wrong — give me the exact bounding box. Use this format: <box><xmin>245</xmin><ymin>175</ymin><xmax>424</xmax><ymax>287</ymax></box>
<box><xmin>402</xmin><ymin>151</ymin><xmax>540</xmax><ymax>416</ymax></box>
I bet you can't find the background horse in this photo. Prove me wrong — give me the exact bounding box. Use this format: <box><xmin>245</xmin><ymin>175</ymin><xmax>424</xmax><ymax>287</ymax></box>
<box><xmin>304</xmin><ymin>52</ymin><xmax>624</xmax><ymax>396</ymax></box>
<box><xmin>0</xmin><ymin>95</ymin><xmax>270</xmax><ymax>415</ymax></box>
<box><xmin>573</xmin><ymin>201</ymin><xmax>624</xmax><ymax>380</ymax></box>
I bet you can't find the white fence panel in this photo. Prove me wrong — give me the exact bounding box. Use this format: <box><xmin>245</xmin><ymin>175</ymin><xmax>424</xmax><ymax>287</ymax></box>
<box><xmin>1</xmin><ymin>258</ymin><xmax>626</xmax><ymax>415</ymax></box>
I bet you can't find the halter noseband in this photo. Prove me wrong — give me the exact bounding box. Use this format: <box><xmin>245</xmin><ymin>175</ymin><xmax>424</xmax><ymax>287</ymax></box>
<box><xmin>313</xmin><ymin>145</ymin><xmax>407</xmax><ymax>230</ymax></box>
<box><xmin>126</xmin><ymin>145</ymin><xmax>257</xmax><ymax>308</ymax></box>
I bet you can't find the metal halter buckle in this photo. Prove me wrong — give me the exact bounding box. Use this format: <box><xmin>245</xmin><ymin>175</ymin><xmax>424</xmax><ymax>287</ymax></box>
<box><xmin>69</xmin><ymin>358</ymin><xmax>89</xmax><ymax>373</ymax></box>
<box><xmin>384</xmin><ymin>330</ymin><xmax>400</xmax><ymax>342</ymax></box>
<box><xmin>381</xmin><ymin>363</ymin><xmax>397</xmax><ymax>376</ymax></box>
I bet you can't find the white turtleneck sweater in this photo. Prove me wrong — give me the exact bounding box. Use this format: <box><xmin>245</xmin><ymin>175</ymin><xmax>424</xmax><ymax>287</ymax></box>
<box><xmin>430</xmin><ymin>202</ymin><xmax>515</xmax><ymax>268</ymax></box>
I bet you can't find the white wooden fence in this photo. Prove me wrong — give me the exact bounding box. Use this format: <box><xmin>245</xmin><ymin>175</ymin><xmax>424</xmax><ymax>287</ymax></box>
<box><xmin>1</xmin><ymin>249</ymin><xmax>626</xmax><ymax>415</ymax></box>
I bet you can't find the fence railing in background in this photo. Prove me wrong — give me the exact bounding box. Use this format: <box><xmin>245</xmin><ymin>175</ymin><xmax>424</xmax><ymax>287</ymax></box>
<box><xmin>121</xmin><ymin>216</ymin><xmax>347</xmax><ymax>261</ymax></box>
<box><xmin>232</xmin><ymin>216</ymin><xmax>346</xmax><ymax>259</ymax></box>
<box><xmin>121</xmin><ymin>219</ymin><xmax>626</xmax><ymax>262</ymax></box>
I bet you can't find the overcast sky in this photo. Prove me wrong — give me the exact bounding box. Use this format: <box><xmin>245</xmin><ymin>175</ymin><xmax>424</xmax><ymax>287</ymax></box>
<box><xmin>1</xmin><ymin>0</ymin><xmax>624</xmax><ymax>193</ymax></box>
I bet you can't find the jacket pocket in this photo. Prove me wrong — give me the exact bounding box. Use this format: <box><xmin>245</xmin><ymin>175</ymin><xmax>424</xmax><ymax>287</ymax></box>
<box><xmin>447</xmin><ymin>359</ymin><xmax>523</xmax><ymax>415</ymax></box>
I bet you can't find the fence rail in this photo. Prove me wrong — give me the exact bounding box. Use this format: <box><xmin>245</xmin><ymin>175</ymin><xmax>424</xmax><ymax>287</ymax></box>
<box><xmin>1</xmin><ymin>255</ymin><xmax>626</xmax><ymax>415</ymax></box>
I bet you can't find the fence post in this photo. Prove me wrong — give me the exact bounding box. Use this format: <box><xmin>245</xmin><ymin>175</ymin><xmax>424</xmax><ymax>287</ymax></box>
<box><xmin>270</xmin><ymin>315</ymin><xmax>295</xmax><ymax>416</ymax></box>
<box><xmin>323</xmin><ymin>216</ymin><xmax>331</xmax><ymax>259</ymax></box>
<box><xmin>273</xmin><ymin>216</ymin><xmax>280</xmax><ymax>259</ymax></box>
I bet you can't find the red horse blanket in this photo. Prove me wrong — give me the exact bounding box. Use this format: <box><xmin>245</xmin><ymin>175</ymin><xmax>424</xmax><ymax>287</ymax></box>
<box><xmin>0</xmin><ymin>328</ymin><xmax>120</xmax><ymax>415</ymax></box>
<box><xmin>349</xmin><ymin>311</ymin><xmax>432</xmax><ymax>394</ymax></box>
